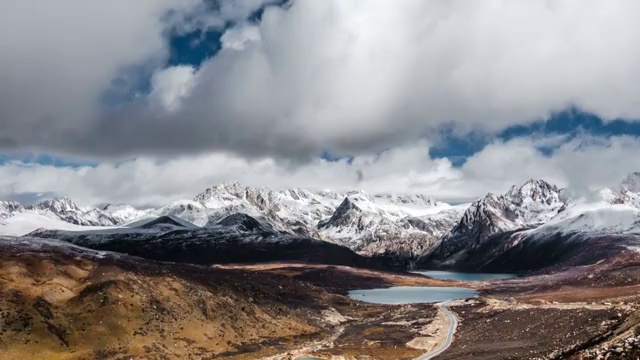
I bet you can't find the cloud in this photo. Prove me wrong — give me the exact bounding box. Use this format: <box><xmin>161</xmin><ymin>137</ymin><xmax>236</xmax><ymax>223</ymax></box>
<box><xmin>2</xmin><ymin>0</ymin><xmax>640</xmax><ymax>161</ymax></box>
<box><xmin>149</xmin><ymin>66</ymin><xmax>197</xmax><ymax>112</ymax></box>
<box><xmin>1</xmin><ymin>135</ymin><xmax>639</xmax><ymax>208</ymax></box>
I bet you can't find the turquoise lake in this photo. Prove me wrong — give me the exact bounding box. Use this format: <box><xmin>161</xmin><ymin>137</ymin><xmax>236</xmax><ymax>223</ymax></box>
<box><xmin>347</xmin><ymin>272</ymin><xmax>517</xmax><ymax>305</ymax></box>
<box><xmin>348</xmin><ymin>286</ymin><xmax>478</xmax><ymax>305</ymax></box>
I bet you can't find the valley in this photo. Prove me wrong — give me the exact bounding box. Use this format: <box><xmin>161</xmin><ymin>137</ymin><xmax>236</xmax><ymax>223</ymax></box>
<box><xmin>5</xmin><ymin>3</ymin><xmax>640</xmax><ymax>359</ymax></box>
<box><xmin>2</xmin><ymin>176</ymin><xmax>640</xmax><ymax>359</ymax></box>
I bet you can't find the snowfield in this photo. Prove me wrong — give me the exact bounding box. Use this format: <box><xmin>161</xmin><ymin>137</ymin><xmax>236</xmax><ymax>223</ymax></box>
<box><xmin>0</xmin><ymin>212</ymin><xmax>114</xmax><ymax>237</ymax></box>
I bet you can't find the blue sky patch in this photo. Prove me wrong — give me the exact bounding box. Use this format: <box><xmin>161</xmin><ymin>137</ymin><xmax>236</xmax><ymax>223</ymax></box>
<box><xmin>430</xmin><ymin>108</ymin><xmax>640</xmax><ymax>166</ymax></box>
<box><xmin>168</xmin><ymin>29</ymin><xmax>223</xmax><ymax>68</ymax></box>
<box><xmin>0</xmin><ymin>154</ymin><xmax>98</xmax><ymax>168</ymax></box>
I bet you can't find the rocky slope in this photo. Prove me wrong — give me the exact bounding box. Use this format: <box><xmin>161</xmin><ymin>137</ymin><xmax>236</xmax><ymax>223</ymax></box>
<box><xmin>6</xmin><ymin>175</ymin><xmax>640</xmax><ymax>272</ymax></box>
<box><xmin>0</xmin><ymin>184</ymin><xmax>464</xmax><ymax>259</ymax></box>
<box><xmin>84</xmin><ymin>183</ymin><xmax>463</xmax><ymax>257</ymax></box>
<box><xmin>27</xmin><ymin>214</ymin><xmax>386</xmax><ymax>269</ymax></box>
<box><xmin>420</xmin><ymin>177</ymin><xmax>640</xmax><ymax>271</ymax></box>
<box><xmin>0</xmin><ymin>198</ymin><xmax>119</xmax><ymax>227</ymax></box>
<box><xmin>190</xmin><ymin>183</ymin><xmax>465</xmax><ymax>256</ymax></box>
<box><xmin>0</xmin><ymin>236</ymin><xmax>334</xmax><ymax>359</ymax></box>
<box><xmin>318</xmin><ymin>197</ymin><xmax>465</xmax><ymax>257</ymax></box>
<box><xmin>428</xmin><ymin>180</ymin><xmax>568</xmax><ymax>261</ymax></box>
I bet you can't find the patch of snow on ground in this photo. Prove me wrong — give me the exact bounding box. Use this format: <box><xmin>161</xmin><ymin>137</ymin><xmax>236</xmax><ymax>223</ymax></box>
<box><xmin>0</xmin><ymin>213</ymin><xmax>113</xmax><ymax>236</ymax></box>
<box><xmin>532</xmin><ymin>200</ymin><xmax>640</xmax><ymax>235</ymax></box>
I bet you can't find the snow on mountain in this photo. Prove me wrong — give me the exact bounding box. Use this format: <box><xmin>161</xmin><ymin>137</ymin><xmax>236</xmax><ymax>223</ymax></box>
<box><xmin>103</xmin><ymin>204</ymin><xmax>150</xmax><ymax>224</ymax></box>
<box><xmin>0</xmin><ymin>183</ymin><xmax>457</xmax><ymax>258</ymax></box>
<box><xmin>0</xmin><ymin>198</ymin><xmax>121</xmax><ymax>235</ymax></box>
<box><xmin>530</xmin><ymin>173</ymin><xmax>640</xmax><ymax>236</ymax></box>
<box><xmin>0</xmin><ymin>201</ymin><xmax>22</xmax><ymax>219</ymax></box>
<box><xmin>529</xmin><ymin>202</ymin><xmax>640</xmax><ymax>236</ymax></box>
<box><xmin>431</xmin><ymin>179</ymin><xmax>568</xmax><ymax>258</ymax></box>
<box><xmin>316</xmin><ymin>196</ymin><xmax>466</xmax><ymax>256</ymax></box>
<box><xmin>6</xmin><ymin>174</ymin><xmax>640</xmax><ymax>270</ymax></box>
<box><xmin>0</xmin><ymin>212</ymin><xmax>112</xmax><ymax>237</ymax></box>
<box><xmin>601</xmin><ymin>172</ymin><xmax>640</xmax><ymax>208</ymax></box>
<box><xmin>191</xmin><ymin>183</ymin><xmax>460</xmax><ymax>256</ymax></box>
<box><xmin>28</xmin><ymin>197</ymin><xmax>118</xmax><ymax>226</ymax></box>
<box><xmin>153</xmin><ymin>200</ymin><xmax>209</xmax><ymax>226</ymax></box>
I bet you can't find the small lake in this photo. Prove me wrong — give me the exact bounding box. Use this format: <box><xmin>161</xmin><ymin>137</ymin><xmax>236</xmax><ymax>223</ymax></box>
<box><xmin>414</xmin><ymin>270</ymin><xmax>517</xmax><ymax>282</ymax></box>
<box><xmin>348</xmin><ymin>286</ymin><xmax>478</xmax><ymax>305</ymax></box>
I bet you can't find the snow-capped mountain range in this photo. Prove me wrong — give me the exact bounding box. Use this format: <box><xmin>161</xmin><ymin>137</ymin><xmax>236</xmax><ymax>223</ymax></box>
<box><xmin>421</xmin><ymin>175</ymin><xmax>640</xmax><ymax>271</ymax></box>
<box><xmin>0</xmin><ymin>182</ymin><xmax>463</xmax><ymax>256</ymax></box>
<box><xmin>150</xmin><ymin>182</ymin><xmax>464</xmax><ymax>256</ymax></box>
<box><xmin>3</xmin><ymin>174</ymin><xmax>640</xmax><ymax>268</ymax></box>
<box><xmin>433</xmin><ymin>179</ymin><xmax>569</xmax><ymax>259</ymax></box>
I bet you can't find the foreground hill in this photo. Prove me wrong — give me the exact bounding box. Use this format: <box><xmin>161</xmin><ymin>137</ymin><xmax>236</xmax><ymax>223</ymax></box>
<box><xmin>0</xmin><ymin>236</ymin><xmax>454</xmax><ymax>360</ymax></box>
<box><xmin>0</xmin><ymin>236</ymin><xmax>324</xmax><ymax>359</ymax></box>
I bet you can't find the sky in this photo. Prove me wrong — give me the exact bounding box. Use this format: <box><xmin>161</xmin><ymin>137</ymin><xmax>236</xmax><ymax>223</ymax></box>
<box><xmin>2</xmin><ymin>0</ymin><xmax>640</xmax><ymax>207</ymax></box>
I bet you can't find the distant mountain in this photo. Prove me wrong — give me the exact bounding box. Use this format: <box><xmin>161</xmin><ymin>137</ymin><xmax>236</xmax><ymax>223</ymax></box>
<box><xmin>187</xmin><ymin>182</ymin><xmax>461</xmax><ymax>256</ymax></box>
<box><xmin>28</xmin><ymin>213</ymin><xmax>384</xmax><ymax>269</ymax></box>
<box><xmin>431</xmin><ymin>179</ymin><xmax>568</xmax><ymax>260</ymax></box>
<box><xmin>5</xmin><ymin>176</ymin><xmax>640</xmax><ymax>272</ymax></box>
<box><xmin>0</xmin><ymin>198</ymin><xmax>119</xmax><ymax>230</ymax></box>
<box><xmin>318</xmin><ymin>197</ymin><xmax>465</xmax><ymax>257</ymax></box>
<box><xmin>419</xmin><ymin>178</ymin><xmax>640</xmax><ymax>272</ymax></box>
<box><xmin>102</xmin><ymin>204</ymin><xmax>149</xmax><ymax>224</ymax></box>
<box><xmin>0</xmin><ymin>182</ymin><xmax>461</xmax><ymax>258</ymax></box>
<box><xmin>601</xmin><ymin>172</ymin><xmax>640</xmax><ymax>209</ymax></box>
<box><xmin>0</xmin><ymin>201</ymin><xmax>22</xmax><ymax>219</ymax></box>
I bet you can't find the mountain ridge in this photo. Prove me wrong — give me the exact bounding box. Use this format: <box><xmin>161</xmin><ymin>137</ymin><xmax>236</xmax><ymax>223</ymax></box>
<box><xmin>3</xmin><ymin>176</ymin><xmax>640</xmax><ymax>272</ymax></box>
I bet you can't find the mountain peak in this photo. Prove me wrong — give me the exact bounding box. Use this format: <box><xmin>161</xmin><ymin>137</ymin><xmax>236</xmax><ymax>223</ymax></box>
<box><xmin>35</xmin><ymin>197</ymin><xmax>80</xmax><ymax>212</ymax></box>
<box><xmin>318</xmin><ymin>197</ymin><xmax>362</xmax><ymax>230</ymax></box>
<box><xmin>336</xmin><ymin>197</ymin><xmax>361</xmax><ymax>214</ymax></box>
<box><xmin>442</xmin><ymin>179</ymin><xmax>568</xmax><ymax>257</ymax></box>
<box><xmin>506</xmin><ymin>179</ymin><xmax>565</xmax><ymax>206</ymax></box>
<box><xmin>508</xmin><ymin>178</ymin><xmax>557</xmax><ymax>195</ymax></box>
<box><xmin>620</xmin><ymin>172</ymin><xmax>640</xmax><ymax>193</ymax></box>
<box><xmin>0</xmin><ymin>200</ymin><xmax>23</xmax><ymax>218</ymax></box>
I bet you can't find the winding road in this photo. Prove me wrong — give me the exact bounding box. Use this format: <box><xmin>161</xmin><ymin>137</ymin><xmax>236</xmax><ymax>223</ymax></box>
<box><xmin>415</xmin><ymin>300</ymin><xmax>458</xmax><ymax>360</ymax></box>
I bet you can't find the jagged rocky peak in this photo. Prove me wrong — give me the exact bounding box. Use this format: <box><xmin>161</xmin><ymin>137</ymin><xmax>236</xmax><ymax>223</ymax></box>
<box><xmin>506</xmin><ymin>179</ymin><xmax>567</xmax><ymax>206</ymax></box>
<box><xmin>194</xmin><ymin>182</ymin><xmax>277</xmax><ymax>210</ymax></box>
<box><xmin>452</xmin><ymin>179</ymin><xmax>567</xmax><ymax>239</ymax></box>
<box><xmin>318</xmin><ymin>197</ymin><xmax>362</xmax><ymax>229</ymax></box>
<box><xmin>33</xmin><ymin>197</ymin><xmax>81</xmax><ymax>213</ymax></box>
<box><xmin>281</xmin><ymin>188</ymin><xmax>315</xmax><ymax>201</ymax></box>
<box><xmin>195</xmin><ymin>182</ymin><xmax>244</xmax><ymax>202</ymax></box>
<box><xmin>0</xmin><ymin>200</ymin><xmax>23</xmax><ymax>218</ymax></box>
<box><xmin>0</xmin><ymin>200</ymin><xmax>22</xmax><ymax>212</ymax></box>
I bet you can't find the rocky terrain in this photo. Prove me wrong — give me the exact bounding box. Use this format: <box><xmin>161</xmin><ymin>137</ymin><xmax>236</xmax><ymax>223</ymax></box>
<box><xmin>3</xmin><ymin>176</ymin><xmax>640</xmax><ymax>359</ymax></box>
<box><xmin>0</xmin><ymin>182</ymin><xmax>467</xmax><ymax>259</ymax></box>
<box><xmin>0</xmin><ymin>198</ymin><xmax>120</xmax><ymax>227</ymax></box>
<box><xmin>26</xmin><ymin>214</ymin><xmax>387</xmax><ymax>269</ymax></box>
<box><xmin>3</xmin><ymin>234</ymin><xmax>640</xmax><ymax>359</ymax></box>
<box><xmin>4</xmin><ymin>175</ymin><xmax>640</xmax><ymax>273</ymax></box>
<box><xmin>0</xmin><ymin>236</ymin><xmax>455</xmax><ymax>360</ymax></box>
<box><xmin>429</xmin><ymin>179</ymin><xmax>569</xmax><ymax>260</ymax></box>
<box><xmin>419</xmin><ymin>176</ymin><xmax>640</xmax><ymax>272</ymax></box>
